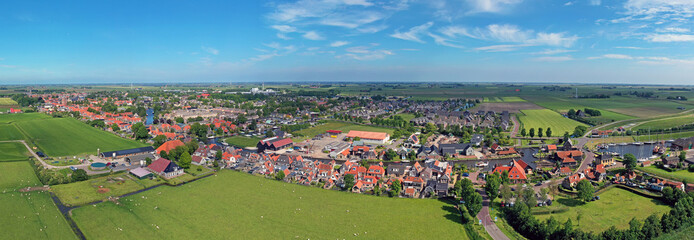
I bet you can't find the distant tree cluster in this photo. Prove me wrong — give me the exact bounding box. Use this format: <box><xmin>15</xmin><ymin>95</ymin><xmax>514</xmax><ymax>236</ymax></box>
<box><xmin>11</xmin><ymin>94</ymin><xmax>43</xmax><ymax>107</ymax></box>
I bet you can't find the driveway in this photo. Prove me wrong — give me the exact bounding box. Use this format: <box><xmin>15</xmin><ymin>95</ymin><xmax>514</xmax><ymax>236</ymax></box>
<box><xmin>476</xmin><ymin>190</ymin><xmax>510</xmax><ymax>240</ymax></box>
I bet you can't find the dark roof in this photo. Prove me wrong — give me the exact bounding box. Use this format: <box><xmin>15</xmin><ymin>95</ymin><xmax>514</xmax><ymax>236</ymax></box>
<box><xmin>164</xmin><ymin>161</ymin><xmax>181</xmax><ymax>173</ymax></box>
<box><xmin>101</xmin><ymin>146</ymin><xmax>155</xmax><ymax>158</ymax></box>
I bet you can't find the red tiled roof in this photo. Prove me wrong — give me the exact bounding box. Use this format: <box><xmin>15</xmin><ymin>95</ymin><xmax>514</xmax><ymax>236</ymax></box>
<box><xmin>148</xmin><ymin>158</ymin><xmax>171</xmax><ymax>173</ymax></box>
<box><xmin>192</xmin><ymin>156</ymin><xmax>203</xmax><ymax>163</ymax></box>
<box><xmin>156</xmin><ymin>140</ymin><xmax>185</xmax><ymax>154</ymax></box>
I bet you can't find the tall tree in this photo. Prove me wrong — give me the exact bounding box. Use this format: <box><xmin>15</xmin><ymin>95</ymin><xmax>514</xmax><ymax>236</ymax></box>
<box><xmin>538</xmin><ymin>128</ymin><xmax>544</xmax><ymax>138</ymax></box>
<box><xmin>546</xmin><ymin>128</ymin><xmax>552</xmax><ymax>137</ymax></box>
<box><xmin>485</xmin><ymin>174</ymin><xmax>501</xmax><ymax>202</ymax></box>
<box><xmin>576</xmin><ymin>179</ymin><xmax>594</xmax><ymax>202</ymax></box>
<box><xmin>529</xmin><ymin>128</ymin><xmax>535</xmax><ymax>138</ymax></box>
<box><xmin>343</xmin><ymin>174</ymin><xmax>355</xmax><ymax>191</ymax></box>
<box><xmin>390</xmin><ymin>179</ymin><xmax>402</xmax><ymax>197</ymax></box>
<box><xmin>623</xmin><ymin>153</ymin><xmax>637</xmax><ymax>172</ymax></box>
<box><xmin>520</xmin><ymin>128</ymin><xmax>527</xmax><ymax>137</ymax></box>
<box><xmin>179</xmin><ymin>151</ymin><xmax>192</xmax><ymax>169</ymax></box>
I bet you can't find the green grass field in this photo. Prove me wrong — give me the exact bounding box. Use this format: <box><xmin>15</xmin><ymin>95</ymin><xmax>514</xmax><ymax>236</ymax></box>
<box><xmin>518</xmin><ymin>109</ymin><xmax>587</xmax><ymax>137</ymax></box>
<box><xmin>0</xmin><ymin>192</ymin><xmax>77</xmax><ymax>240</ymax></box>
<box><xmin>633</xmin><ymin>114</ymin><xmax>694</xmax><ymax>131</ymax></box>
<box><xmin>295</xmin><ymin>120</ymin><xmax>395</xmax><ymax>138</ymax></box>
<box><xmin>0</xmin><ymin>124</ymin><xmax>25</xmax><ymax>141</ymax></box>
<box><xmin>0</xmin><ymin>142</ymin><xmax>31</xmax><ymax>162</ymax></box>
<box><xmin>223</xmin><ymin>136</ymin><xmax>261</xmax><ymax>148</ymax></box>
<box><xmin>0</xmin><ymin>113</ymin><xmax>51</xmax><ymax>124</ymax></box>
<box><xmin>52</xmin><ymin>172</ymin><xmax>162</xmax><ymax>207</ymax></box>
<box><xmin>535</xmin><ymin>188</ymin><xmax>670</xmax><ymax>233</ymax></box>
<box><xmin>72</xmin><ymin>171</ymin><xmax>468</xmax><ymax>239</ymax></box>
<box><xmin>0</xmin><ymin>97</ymin><xmax>18</xmax><ymax>105</ymax></box>
<box><xmin>0</xmin><ymin>162</ymin><xmax>43</xmax><ymax>191</ymax></box>
<box><xmin>14</xmin><ymin>117</ymin><xmax>148</xmax><ymax>157</ymax></box>
<box><xmin>0</xmin><ymin>161</ymin><xmax>77</xmax><ymax>239</ymax></box>
<box><xmin>637</xmin><ymin>166</ymin><xmax>694</xmax><ymax>183</ymax></box>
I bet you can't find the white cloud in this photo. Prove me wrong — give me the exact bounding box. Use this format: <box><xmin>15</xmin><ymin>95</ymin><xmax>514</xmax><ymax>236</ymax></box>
<box><xmin>303</xmin><ymin>31</ymin><xmax>326</xmax><ymax>40</ymax></box>
<box><xmin>589</xmin><ymin>53</ymin><xmax>694</xmax><ymax>65</ymax></box>
<box><xmin>357</xmin><ymin>25</ymin><xmax>389</xmax><ymax>33</ymax></box>
<box><xmin>533</xmin><ymin>49</ymin><xmax>575</xmax><ymax>55</ymax></box>
<box><xmin>645</xmin><ymin>34</ymin><xmax>694</xmax><ymax>42</ymax></box>
<box><xmin>589</xmin><ymin>0</ymin><xmax>601</xmax><ymax>6</ymax></box>
<box><xmin>486</xmin><ymin>24</ymin><xmax>532</xmax><ymax>42</ymax></box>
<box><xmin>342</xmin><ymin>0</ymin><xmax>374</xmax><ymax>6</ymax></box>
<box><xmin>248</xmin><ymin>43</ymin><xmax>297</xmax><ymax>62</ymax></box>
<box><xmin>615</xmin><ymin>46</ymin><xmax>647</xmax><ymax>50</ymax></box>
<box><xmin>267</xmin><ymin>0</ymin><xmax>404</xmax><ymax>31</ymax></box>
<box><xmin>390</xmin><ymin>22</ymin><xmax>434</xmax><ymax>43</ymax></box>
<box><xmin>277</xmin><ymin>33</ymin><xmax>292</xmax><ymax>40</ymax></box>
<box><xmin>564</xmin><ymin>1</ymin><xmax>574</xmax><ymax>6</ymax></box>
<box><xmin>428</xmin><ymin>33</ymin><xmax>464</xmax><ymax>48</ymax></box>
<box><xmin>339</xmin><ymin>45</ymin><xmax>394</xmax><ymax>60</ymax></box>
<box><xmin>601</xmin><ymin>54</ymin><xmax>634</xmax><ymax>59</ymax></box>
<box><xmin>533</xmin><ymin>56</ymin><xmax>574</xmax><ymax>62</ymax></box>
<box><xmin>271</xmin><ymin>25</ymin><xmax>297</xmax><ymax>32</ymax></box>
<box><xmin>529</xmin><ymin>32</ymin><xmax>578</xmax><ymax>47</ymax></box>
<box><xmin>440</xmin><ymin>26</ymin><xmax>474</xmax><ymax>38</ymax></box>
<box><xmin>475</xmin><ymin>44</ymin><xmax>530</xmax><ymax>52</ymax></box>
<box><xmin>657</xmin><ymin>27</ymin><xmax>690</xmax><ymax>33</ymax></box>
<box><xmin>201</xmin><ymin>46</ymin><xmax>219</xmax><ymax>55</ymax></box>
<box><xmin>330</xmin><ymin>41</ymin><xmax>351</xmax><ymax>47</ymax></box>
<box><xmin>467</xmin><ymin>24</ymin><xmax>578</xmax><ymax>48</ymax></box>
<box><xmin>467</xmin><ymin>0</ymin><xmax>523</xmax><ymax>13</ymax></box>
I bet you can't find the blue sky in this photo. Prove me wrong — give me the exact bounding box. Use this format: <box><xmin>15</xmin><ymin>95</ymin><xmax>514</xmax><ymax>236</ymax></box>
<box><xmin>2</xmin><ymin>0</ymin><xmax>694</xmax><ymax>85</ymax></box>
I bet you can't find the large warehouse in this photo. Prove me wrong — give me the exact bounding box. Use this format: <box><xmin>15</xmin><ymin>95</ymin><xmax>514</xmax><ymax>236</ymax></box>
<box><xmin>346</xmin><ymin>130</ymin><xmax>390</xmax><ymax>144</ymax></box>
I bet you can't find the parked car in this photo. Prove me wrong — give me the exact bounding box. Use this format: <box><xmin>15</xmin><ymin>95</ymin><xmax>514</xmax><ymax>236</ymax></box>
<box><xmin>69</xmin><ymin>166</ymin><xmax>77</xmax><ymax>171</ymax></box>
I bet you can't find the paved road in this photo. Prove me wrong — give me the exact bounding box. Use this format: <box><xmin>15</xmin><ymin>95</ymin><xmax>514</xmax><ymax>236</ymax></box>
<box><xmin>510</xmin><ymin>115</ymin><xmax>521</xmax><ymax>146</ymax></box>
<box><xmin>476</xmin><ymin>190</ymin><xmax>510</xmax><ymax>240</ymax></box>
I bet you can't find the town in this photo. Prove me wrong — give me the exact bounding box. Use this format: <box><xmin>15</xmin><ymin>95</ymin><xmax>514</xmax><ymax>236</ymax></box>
<box><xmin>3</xmin><ymin>83</ymin><xmax>694</xmax><ymax>239</ymax></box>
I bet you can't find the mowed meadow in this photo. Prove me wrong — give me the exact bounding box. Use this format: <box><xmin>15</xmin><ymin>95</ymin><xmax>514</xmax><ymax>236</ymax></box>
<box><xmin>72</xmin><ymin>171</ymin><xmax>468</xmax><ymax>240</ymax></box>
<box><xmin>518</xmin><ymin>109</ymin><xmax>587</xmax><ymax>136</ymax></box>
<box><xmin>0</xmin><ymin>113</ymin><xmax>147</xmax><ymax>157</ymax></box>
<box><xmin>0</xmin><ymin>161</ymin><xmax>76</xmax><ymax>239</ymax></box>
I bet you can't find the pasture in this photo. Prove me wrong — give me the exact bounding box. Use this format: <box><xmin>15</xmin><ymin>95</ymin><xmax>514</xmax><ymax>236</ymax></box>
<box><xmin>517</xmin><ymin>109</ymin><xmax>587</xmax><ymax>137</ymax></box>
<box><xmin>52</xmin><ymin>172</ymin><xmax>162</xmax><ymax>207</ymax></box>
<box><xmin>72</xmin><ymin>171</ymin><xmax>468</xmax><ymax>240</ymax></box>
<box><xmin>0</xmin><ymin>162</ymin><xmax>42</xmax><ymax>191</ymax></box>
<box><xmin>224</xmin><ymin>136</ymin><xmax>261</xmax><ymax>148</ymax></box>
<box><xmin>14</xmin><ymin>117</ymin><xmax>148</xmax><ymax>157</ymax></box>
<box><xmin>0</xmin><ymin>161</ymin><xmax>77</xmax><ymax>239</ymax></box>
<box><xmin>0</xmin><ymin>192</ymin><xmax>77</xmax><ymax>240</ymax></box>
<box><xmin>0</xmin><ymin>142</ymin><xmax>31</xmax><ymax>162</ymax></box>
<box><xmin>534</xmin><ymin>188</ymin><xmax>670</xmax><ymax>233</ymax></box>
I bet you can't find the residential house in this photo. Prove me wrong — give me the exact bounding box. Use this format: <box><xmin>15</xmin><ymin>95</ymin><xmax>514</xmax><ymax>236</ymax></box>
<box><xmin>562</xmin><ymin>172</ymin><xmax>585</xmax><ymax>189</ymax></box>
<box><xmin>147</xmin><ymin>158</ymin><xmax>184</xmax><ymax>178</ymax></box>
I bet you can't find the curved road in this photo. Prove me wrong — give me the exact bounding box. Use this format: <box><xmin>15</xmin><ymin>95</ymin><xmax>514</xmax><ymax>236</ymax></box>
<box><xmin>0</xmin><ymin>140</ymin><xmax>117</xmax><ymax>175</ymax></box>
